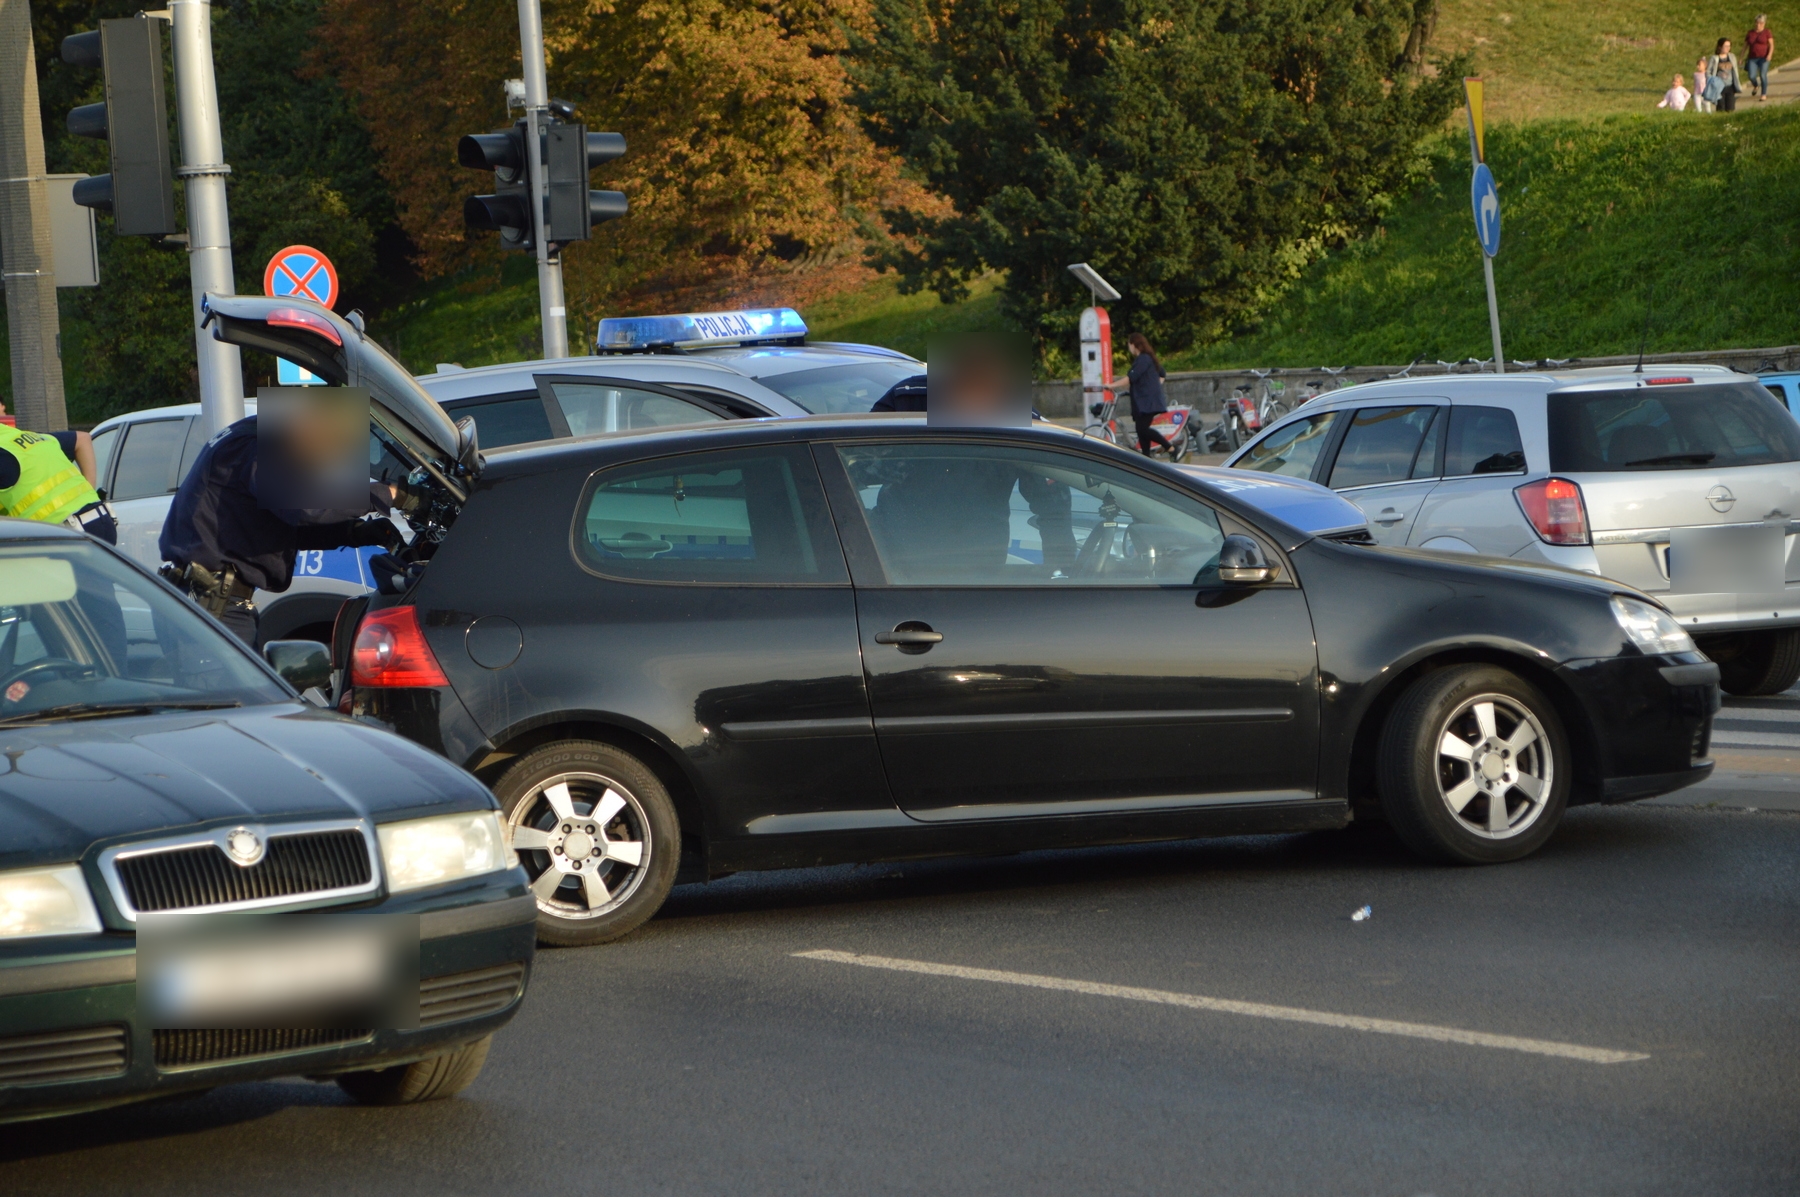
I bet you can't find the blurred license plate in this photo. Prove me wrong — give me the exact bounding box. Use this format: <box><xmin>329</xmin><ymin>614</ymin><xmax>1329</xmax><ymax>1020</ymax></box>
<box><xmin>139</xmin><ymin>914</ymin><xmax>416</xmax><ymax>1028</ymax></box>
<box><xmin>1664</xmin><ymin>524</ymin><xmax>1786</xmax><ymax>594</ymax></box>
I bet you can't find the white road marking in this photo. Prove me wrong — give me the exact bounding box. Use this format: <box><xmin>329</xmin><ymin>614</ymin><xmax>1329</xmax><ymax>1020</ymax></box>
<box><xmin>795</xmin><ymin>949</ymin><xmax>1650</xmax><ymax>1065</ymax></box>
<box><xmin>1713</xmin><ymin>707</ymin><xmax>1800</xmax><ymax>722</ymax></box>
<box><xmin>1711</xmin><ymin>730</ymin><xmax>1800</xmax><ymax>748</ymax></box>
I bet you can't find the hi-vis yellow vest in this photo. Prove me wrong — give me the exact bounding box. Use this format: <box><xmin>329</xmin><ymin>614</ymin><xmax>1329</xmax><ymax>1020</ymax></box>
<box><xmin>0</xmin><ymin>429</ymin><xmax>98</xmax><ymax>525</ymax></box>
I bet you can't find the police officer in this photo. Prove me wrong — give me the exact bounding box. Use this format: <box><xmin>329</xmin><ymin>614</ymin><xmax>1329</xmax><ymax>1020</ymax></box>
<box><xmin>0</xmin><ymin>424</ymin><xmax>117</xmax><ymax>543</ymax></box>
<box><xmin>159</xmin><ymin>412</ymin><xmax>401</xmax><ymax>645</ymax></box>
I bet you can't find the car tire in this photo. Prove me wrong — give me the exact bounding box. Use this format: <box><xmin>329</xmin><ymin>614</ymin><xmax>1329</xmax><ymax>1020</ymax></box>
<box><xmin>1707</xmin><ymin>628</ymin><xmax>1800</xmax><ymax>696</ymax></box>
<box><xmin>336</xmin><ymin>1035</ymin><xmax>491</xmax><ymax>1105</ymax></box>
<box><xmin>494</xmin><ymin>740</ymin><xmax>681</xmax><ymax>946</ymax></box>
<box><xmin>1377</xmin><ymin>664</ymin><xmax>1570</xmax><ymax>864</ymax></box>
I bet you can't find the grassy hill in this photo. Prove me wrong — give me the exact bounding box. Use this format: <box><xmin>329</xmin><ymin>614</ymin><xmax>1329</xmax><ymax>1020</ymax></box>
<box><xmin>1435</xmin><ymin>0</ymin><xmax>1800</xmax><ymax>122</ymax></box>
<box><xmin>1171</xmin><ymin>105</ymin><xmax>1800</xmax><ymax>371</ymax></box>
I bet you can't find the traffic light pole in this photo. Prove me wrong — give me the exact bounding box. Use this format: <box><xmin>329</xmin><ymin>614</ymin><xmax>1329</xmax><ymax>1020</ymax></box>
<box><xmin>169</xmin><ymin>0</ymin><xmax>244</xmax><ymax>433</ymax></box>
<box><xmin>516</xmin><ymin>0</ymin><xmax>569</xmax><ymax>359</ymax></box>
<box><xmin>0</xmin><ymin>0</ymin><xmax>68</xmax><ymax>431</ymax></box>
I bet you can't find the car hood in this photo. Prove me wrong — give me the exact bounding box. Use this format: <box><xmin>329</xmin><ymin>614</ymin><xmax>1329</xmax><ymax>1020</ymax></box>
<box><xmin>1176</xmin><ymin>465</ymin><xmax>1369</xmax><ymax>538</ymax></box>
<box><xmin>0</xmin><ymin>704</ymin><xmax>494</xmax><ymax>870</ymax></box>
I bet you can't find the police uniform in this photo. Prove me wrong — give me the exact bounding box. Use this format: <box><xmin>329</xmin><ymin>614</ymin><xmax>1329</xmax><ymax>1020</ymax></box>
<box><xmin>0</xmin><ymin>427</ymin><xmax>116</xmax><ymax>543</ymax></box>
<box><xmin>159</xmin><ymin>415</ymin><xmax>399</xmax><ymax>645</ymax></box>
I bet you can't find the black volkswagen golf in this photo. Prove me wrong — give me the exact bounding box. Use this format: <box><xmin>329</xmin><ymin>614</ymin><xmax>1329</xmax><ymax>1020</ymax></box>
<box><xmin>339</xmin><ymin>417</ymin><xmax>1720</xmax><ymax>944</ymax></box>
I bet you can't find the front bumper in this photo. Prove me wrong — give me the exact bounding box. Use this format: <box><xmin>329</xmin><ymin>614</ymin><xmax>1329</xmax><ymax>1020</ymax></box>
<box><xmin>0</xmin><ymin>871</ymin><xmax>534</xmax><ymax>1123</ymax></box>
<box><xmin>1555</xmin><ymin>654</ymin><xmax>1720</xmax><ymax>805</ymax></box>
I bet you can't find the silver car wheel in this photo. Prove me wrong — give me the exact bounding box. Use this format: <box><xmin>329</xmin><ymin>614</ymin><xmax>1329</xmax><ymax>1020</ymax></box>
<box><xmin>507</xmin><ymin>771</ymin><xmax>651</xmax><ymax>920</ymax></box>
<box><xmin>1435</xmin><ymin>693</ymin><xmax>1553</xmax><ymax>840</ymax></box>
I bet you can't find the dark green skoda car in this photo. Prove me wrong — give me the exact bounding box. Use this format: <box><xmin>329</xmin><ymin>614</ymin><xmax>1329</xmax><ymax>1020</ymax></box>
<box><xmin>0</xmin><ymin>520</ymin><xmax>534</xmax><ymax>1122</ymax></box>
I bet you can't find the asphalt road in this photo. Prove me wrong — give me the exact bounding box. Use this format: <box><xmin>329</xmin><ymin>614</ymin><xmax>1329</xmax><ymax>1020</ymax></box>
<box><xmin>4</xmin><ymin>729</ymin><xmax>1798</xmax><ymax>1194</ymax></box>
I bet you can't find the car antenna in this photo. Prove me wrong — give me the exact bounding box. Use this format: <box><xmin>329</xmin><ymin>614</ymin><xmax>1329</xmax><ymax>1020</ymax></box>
<box><xmin>1633</xmin><ymin>283</ymin><xmax>1655</xmax><ymax>374</ymax></box>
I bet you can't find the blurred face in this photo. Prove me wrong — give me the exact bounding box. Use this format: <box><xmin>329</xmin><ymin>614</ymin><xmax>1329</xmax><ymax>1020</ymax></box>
<box><xmin>926</xmin><ymin>334</ymin><xmax>1031</xmax><ymax>427</ymax></box>
<box><xmin>1756</xmin><ymin>18</ymin><xmax>1766</xmax><ymax>30</ymax></box>
<box><xmin>1722</xmin><ymin>40</ymin><xmax>1732</xmax><ymax>54</ymax></box>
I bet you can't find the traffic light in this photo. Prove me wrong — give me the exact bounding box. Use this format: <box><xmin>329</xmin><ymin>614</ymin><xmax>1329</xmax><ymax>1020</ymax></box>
<box><xmin>60</xmin><ymin>17</ymin><xmax>178</xmax><ymax>237</ymax></box>
<box><xmin>545</xmin><ymin>125</ymin><xmax>628</xmax><ymax>244</ymax></box>
<box><xmin>460</xmin><ymin>106</ymin><xmax>626</xmax><ymax>252</ymax></box>
<box><xmin>458</xmin><ymin>122</ymin><xmax>533</xmax><ymax>252</ymax></box>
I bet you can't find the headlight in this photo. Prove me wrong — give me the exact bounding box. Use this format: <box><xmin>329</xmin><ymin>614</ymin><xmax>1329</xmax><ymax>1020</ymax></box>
<box><xmin>1611</xmin><ymin>595</ymin><xmax>1697</xmax><ymax>656</ymax></box>
<box><xmin>0</xmin><ymin>864</ymin><xmax>102</xmax><ymax>938</ymax></box>
<box><xmin>378</xmin><ymin>811</ymin><xmax>512</xmax><ymax>893</ymax></box>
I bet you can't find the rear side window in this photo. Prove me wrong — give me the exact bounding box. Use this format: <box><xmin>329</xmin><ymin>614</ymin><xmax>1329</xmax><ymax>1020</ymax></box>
<box><xmin>1444</xmin><ymin>406</ymin><xmax>1525</xmax><ymax>476</ymax></box>
<box><xmin>575</xmin><ymin>446</ymin><xmax>846</xmax><ymax>584</ymax></box>
<box><xmin>89</xmin><ymin>425</ymin><xmax>120</xmax><ymax>491</ymax></box>
<box><xmin>1548</xmin><ymin>383</ymin><xmax>1800</xmax><ymax>472</ymax></box>
<box><xmin>1236</xmin><ymin>411</ymin><xmax>1339</xmax><ymax>480</ymax></box>
<box><xmin>449</xmin><ymin>395</ymin><xmax>555</xmax><ymax>448</ymax></box>
<box><xmin>545</xmin><ymin>380</ymin><xmax>725</xmax><ymax>436</ymax></box>
<box><xmin>1328</xmin><ymin>406</ymin><xmax>1439</xmax><ymax>489</ymax></box>
<box><xmin>1766</xmin><ymin>383</ymin><xmax>1788</xmax><ymax>406</ymax></box>
<box><xmin>109</xmin><ymin>418</ymin><xmax>190</xmax><ymax>501</ymax></box>
<box><xmin>755</xmin><ymin>362</ymin><xmax>925</xmax><ymax>415</ymax></box>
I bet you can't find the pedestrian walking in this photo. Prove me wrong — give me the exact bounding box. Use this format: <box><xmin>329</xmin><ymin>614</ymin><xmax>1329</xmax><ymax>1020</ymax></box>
<box><xmin>1657</xmin><ymin>73</ymin><xmax>1692</xmax><ymax>111</ymax></box>
<box><xmin>1745</xmin><ymin>15</ymin><xmax>1774</xmax><ymax>100</ymax></box>
<box><xmin>1694</xmin><ymin>58</ymin><xmax>1714</xmax><ymax>111</ymax></box>
<box><xmin>1107</xmin><ymin>333</ymin><xmax>1172</xmax><ymax>456</ymax></box>
<box><xmin>1709</xmin><ymin>38</ymin><xmax>1743</xmax><ymax>111</ymax></box>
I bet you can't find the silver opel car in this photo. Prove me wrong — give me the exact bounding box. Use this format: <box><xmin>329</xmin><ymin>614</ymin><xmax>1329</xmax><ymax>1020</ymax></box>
<box><xmin>1226</xmin><ymin>365</ymin><xmax>1800</xmax><ymax>694</ymax></box>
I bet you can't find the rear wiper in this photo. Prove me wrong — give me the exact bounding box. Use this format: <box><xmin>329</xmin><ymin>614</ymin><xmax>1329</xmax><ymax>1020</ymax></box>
<box><xmin>0</xmin><ymin>699</ymin><xmax>241</xmax><ymax>727</ymax></box>
<box><xmin>1624</xmin><ymin>452</ymin><xmax>1715</xmax><ymax>467</ymax></box>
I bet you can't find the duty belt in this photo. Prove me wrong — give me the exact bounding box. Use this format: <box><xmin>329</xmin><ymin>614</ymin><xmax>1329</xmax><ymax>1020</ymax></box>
<box><xmin>63</xmin><ymin>501</ymin><xmax>113</xmax><ymax>533</ymax></box>
<box><xmin>160</xmin><ymin>561</ymin><xmax>255</xmax><ymax>617</ymax></box>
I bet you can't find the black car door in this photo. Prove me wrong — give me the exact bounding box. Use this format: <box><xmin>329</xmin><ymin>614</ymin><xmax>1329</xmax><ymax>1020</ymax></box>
<box><xmin>816</xmin><ymin>437</ymin><xmax>1321</xmax><ymax>822</ymax></box>
<box><xmin>436</xmin><ymin>441</ymin><xmax>894</xmax><ymax>842</ymax></box>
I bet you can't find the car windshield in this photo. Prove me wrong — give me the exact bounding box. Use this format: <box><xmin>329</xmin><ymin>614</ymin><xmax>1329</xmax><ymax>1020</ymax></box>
<box><xmin>754</xmin><ymin>361</ymin><xmax>924</xmax><ymax>414</ymax></box>
<box><xmin>1548</xmin><ymin>382</ymin><xmax>1800</xmax><ymax>472</ymax></box>
<box><xmin>0</xmin><ymin>541</ymin><xmax>286</xmax><ymax>720</ymax></box>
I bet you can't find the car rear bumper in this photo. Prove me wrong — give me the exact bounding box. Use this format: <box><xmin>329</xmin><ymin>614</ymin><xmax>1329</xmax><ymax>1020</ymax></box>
<box><xmin>0</xmin><ymin>873</ymin><xmax>534</xmax><ymax>1123</ymax></box>
<box><xmin>1555</xmin><ymin>655</ymin><xmax>1720</xmax><ymax>805</ymax></box>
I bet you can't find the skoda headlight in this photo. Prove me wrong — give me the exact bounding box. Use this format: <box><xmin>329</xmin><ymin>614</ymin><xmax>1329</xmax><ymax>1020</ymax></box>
<box><xmin>0</xmin><ymin>864</ymin><xmax>102</xmax><ymax>938</ymax></box>
<box><xmin>378</xmin><ymin>811</ymin><xmax>513</xmax><ymax>893</ymax></box>
<box><xmin>1611</xmin><ymin>595</ymin><xmax>1697</xmax><ymax>656</ymax></box>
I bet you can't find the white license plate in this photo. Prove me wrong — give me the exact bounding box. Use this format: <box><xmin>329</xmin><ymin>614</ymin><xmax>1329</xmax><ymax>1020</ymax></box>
<box><xmin>139</xmin><ymin>920</ymin><xmax>401</xmax><ymax>1026</ymax></box>
<box><xmin>1664</xmin><ymin>524</ymin><xmax>1786</xmax><ymax>594</ymax></box>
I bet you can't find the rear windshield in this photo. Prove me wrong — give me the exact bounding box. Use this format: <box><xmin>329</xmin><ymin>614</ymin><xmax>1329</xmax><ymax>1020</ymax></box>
<box><xmin>1547</xmin><ymin>382</ymin><xmax>1800</xmax><ymax>472</ymax></box>
<box><xmin>754</xmin><ymin>362</ymin><xmax>924</xmax><ymax>415</ymax></box>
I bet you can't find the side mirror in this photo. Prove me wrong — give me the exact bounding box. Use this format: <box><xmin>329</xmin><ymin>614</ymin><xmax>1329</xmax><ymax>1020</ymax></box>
<box><xmin>1218</xmin><ymin>535</ymin><xmax>1278</xmax><ymax>585</ymax></box>
<box><xmin>263</xmin><ymin>639</ymin><xmax>331</xmax><ymax>695</ymax></box>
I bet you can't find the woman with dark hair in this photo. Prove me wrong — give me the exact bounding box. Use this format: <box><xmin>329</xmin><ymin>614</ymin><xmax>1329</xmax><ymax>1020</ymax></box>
<box><xmin>1708</xmin><ymin>37</ymin><xmax>1743</xmax><ymax>111</ymax></box>
<box><xmin>1109</xmin><ymin>332</ymin><xmax>1172</xmax><ymax>456</ymax></box>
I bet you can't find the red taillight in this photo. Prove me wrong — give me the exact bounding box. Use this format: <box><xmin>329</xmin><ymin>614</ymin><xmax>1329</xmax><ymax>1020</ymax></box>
<box><xmin>1514</xmin><ymin>477</ymin><xmax>1591</xmax><ymax>545</ymax></box>
<box><xmin>350</xmin><ymin>606</ymin><xmax>448</xmax><ymax>688</ymax></box>
<box><xmin>266</xmin><ymin>306</ymin><xmax>343</xmax><ymax>346</ymax></box>
<box><xmin>1644</xmin><ymin>376</ymin><xmax>1692</xmax><ymax>386</ymax></box>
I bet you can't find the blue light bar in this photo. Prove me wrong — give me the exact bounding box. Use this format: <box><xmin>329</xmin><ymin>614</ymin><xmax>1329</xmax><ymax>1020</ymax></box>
<box><xmin>595</xmin><ymin>307</ymin><xmax>808</xmax><ymax>352</ymax></box>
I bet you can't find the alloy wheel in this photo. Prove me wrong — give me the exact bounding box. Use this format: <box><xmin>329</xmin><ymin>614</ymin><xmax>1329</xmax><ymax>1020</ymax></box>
<box><xmin>1434</xmin><ymin>693</ymin><xmax>1554</xmax><ymax>839</ymax></box>
<box><xmin>507</xmin><ymin>771</ymin><xmax>652</xmax><ymax>919</ymax></box>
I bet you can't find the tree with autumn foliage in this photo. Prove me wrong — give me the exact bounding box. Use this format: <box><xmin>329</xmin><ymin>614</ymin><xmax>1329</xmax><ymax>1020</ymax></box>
<box><xmin>318</xmin><ymin>0</ymin><xmax>924</xmax><ymax>335</ymax></box>
<box><xmin>851</xmin><ymin>0</ymin><xmax>1467</xmax><ymax>356</ymax></box>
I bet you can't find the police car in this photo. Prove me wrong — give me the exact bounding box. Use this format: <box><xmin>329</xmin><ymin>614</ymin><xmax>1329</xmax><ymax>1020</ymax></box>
<box><xmin>87</xmin><ymin>400</ymin><xmax>378</xmax><ymax>646</ymax></box>
<box><xmin>417</xmin><ymin>307</ymin><xmax>926</xmax><ymax>447</ymax></box>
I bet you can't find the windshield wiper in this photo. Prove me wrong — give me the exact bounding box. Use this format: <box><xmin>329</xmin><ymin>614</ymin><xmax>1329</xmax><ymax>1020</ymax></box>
<box><xmin>0</xmin><ymin>699</ymin><xmax>242</xmax><ymax>727</ymax></box>
<box><xmin>1625</xmin><ymin>451</ymin><xmax>1716</xmax><ymax>467</ymax></box>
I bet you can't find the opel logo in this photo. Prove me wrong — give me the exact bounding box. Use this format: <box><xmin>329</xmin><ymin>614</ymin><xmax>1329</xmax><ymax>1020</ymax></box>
<box><xmin>1707</xmin><ymin>485</ymin><xmax>1736</xmax><ymax>513</ymax></box>
<box><xmin>223</xmin><ymin>826</ymin><xmax>265</xmax><ymax>868</ymax></box>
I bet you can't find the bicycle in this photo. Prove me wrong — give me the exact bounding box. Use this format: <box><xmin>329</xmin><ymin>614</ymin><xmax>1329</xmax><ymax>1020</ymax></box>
<box><xmin>1082</xmin><ymin>392</ymin><xmax>1122</xmax><ymax>446</ymax></box>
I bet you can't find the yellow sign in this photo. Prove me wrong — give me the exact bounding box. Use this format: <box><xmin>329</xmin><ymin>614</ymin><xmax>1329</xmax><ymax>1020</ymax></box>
<box><xmin>1463</xmin><ymin>77</ymin><xmax>1486</xmax><ymax>164</ymax></box>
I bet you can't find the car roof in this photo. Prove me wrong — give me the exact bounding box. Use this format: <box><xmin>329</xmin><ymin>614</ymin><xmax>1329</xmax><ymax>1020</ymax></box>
<box><xmin>1321</xmin><ymin>363</ymin><xmax>1743</xmax><ymax>402</ymax></box>
<box><xmin>684</xmin><ymin>343</ymin><xmax>921</xmax><ymax>378</ymax></box>
<box><xmin>0</xmin><ymin>516</ymin><xmax>86</xmax><ymax>542</ymax></box>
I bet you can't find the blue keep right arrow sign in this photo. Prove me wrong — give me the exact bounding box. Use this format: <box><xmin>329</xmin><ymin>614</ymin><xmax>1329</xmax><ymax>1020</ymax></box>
<box><xmin>1470</xmin><ymin>163</ymin><xmax>1501</xmax><ymax>258</ymax></box>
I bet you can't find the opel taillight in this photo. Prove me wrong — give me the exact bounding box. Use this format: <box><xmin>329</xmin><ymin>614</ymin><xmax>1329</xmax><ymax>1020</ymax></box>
<box><xmin>1514</xmin><ymin>477</ymin><xmax>1590</xmax><ymax>546</ymax></box>
<box><xmin>350</xmin><ymin>606</ymin><xmax>448</xmax><ymax>688</ymax></box>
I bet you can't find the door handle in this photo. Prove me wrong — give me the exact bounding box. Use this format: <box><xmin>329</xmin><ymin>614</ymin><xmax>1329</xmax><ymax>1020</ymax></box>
<box><xmin>875</xmin><ymin>622</ymin><xmax>944</xmax><ymax>648</ymax></box>
<box><xmin>1373</xmin><ymin>508</ymin><xmax>1405</xmax><ymax>524</ymax></box>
